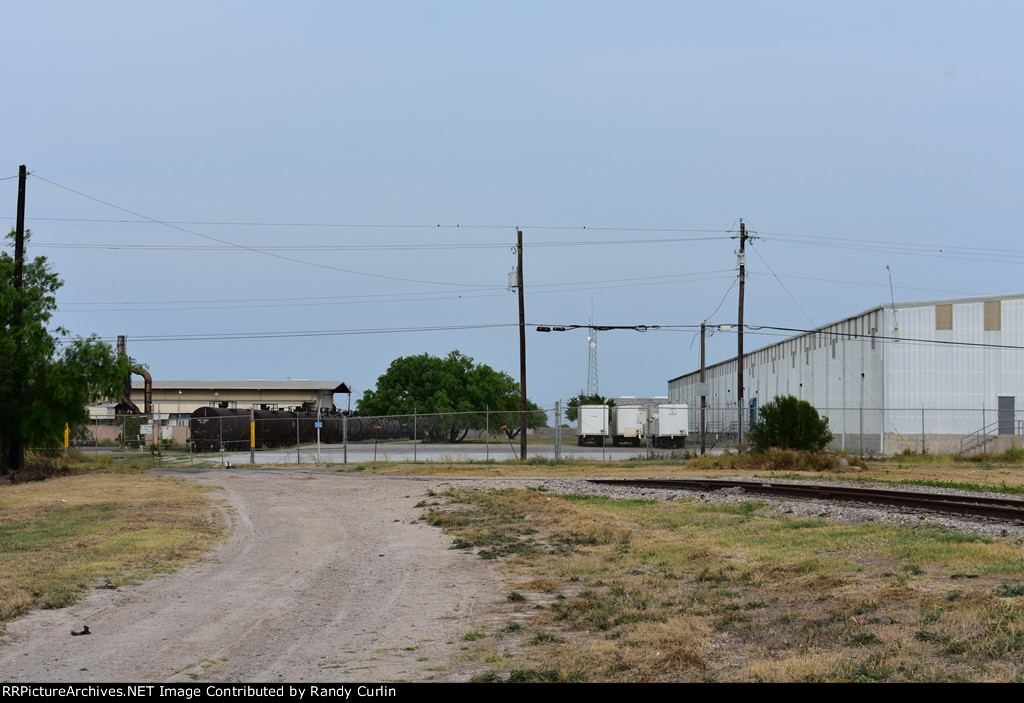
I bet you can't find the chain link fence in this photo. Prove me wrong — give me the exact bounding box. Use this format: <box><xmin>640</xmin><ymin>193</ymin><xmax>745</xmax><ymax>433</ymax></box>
<box><xmin>182</xmin><ymin>407</ymin><xmax>573</xmax><ymax>464</ymax></box>
<box><xmin>693</xmin><ymin>403</ymin><xmax>1024</xmax><ymax>456</ymax></box>
<box><xmin>74</xmin><ymin>402</ymin><xmax>1024</xmax><ymax>463</ymax></box>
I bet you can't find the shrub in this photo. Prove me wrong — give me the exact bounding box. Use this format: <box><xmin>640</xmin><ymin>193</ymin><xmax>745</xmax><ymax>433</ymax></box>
<box><xmin>747</xmin><ymin>395</ymin><xmax>833</xmax><ymax>452</ymax></box>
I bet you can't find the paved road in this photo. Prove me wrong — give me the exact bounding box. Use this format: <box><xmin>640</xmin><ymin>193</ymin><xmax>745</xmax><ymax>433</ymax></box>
<box><xmin>180</xmin><ymin>439</ymin><xmax>680</xmax><ymax>466</ymax></box>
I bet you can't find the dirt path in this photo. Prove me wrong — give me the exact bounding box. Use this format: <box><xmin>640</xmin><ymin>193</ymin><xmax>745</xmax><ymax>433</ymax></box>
<box><xmin>0</xmin><ymin>470</ymin><xmax>507</xmax><ymax>683</ymax></box>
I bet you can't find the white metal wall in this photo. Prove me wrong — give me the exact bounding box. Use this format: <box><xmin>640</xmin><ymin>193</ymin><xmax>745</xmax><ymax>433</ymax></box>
<box><xmin>668</xmin><ymin>307</ymin><xmax>886</xmax><ymax>441</ymax></box>
<box><xmin>884</xmin><ymin>298</ymin><xmax>1024</xmax><ymax>435</ymax></box>
<box><xmin>668</xmin><ymin>295</ymin><xmax>1024</xmax><ymax>445</ymax></box>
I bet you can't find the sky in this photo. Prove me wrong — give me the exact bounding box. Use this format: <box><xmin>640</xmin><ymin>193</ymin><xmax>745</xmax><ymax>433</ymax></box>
<box><xmin>2</xmin><ymin>1</ymin><xmax>1023</xmax><ymax>413</ymax></box>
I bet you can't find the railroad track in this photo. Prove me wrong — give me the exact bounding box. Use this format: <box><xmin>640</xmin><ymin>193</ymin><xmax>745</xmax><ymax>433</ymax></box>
<box><xmin>587</xmin><ymin>478</ymin><xmax>1024</xmax><ymax>524</ymax></box>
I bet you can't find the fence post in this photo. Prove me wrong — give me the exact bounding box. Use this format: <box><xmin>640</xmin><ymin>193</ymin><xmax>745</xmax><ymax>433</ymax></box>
<box><xmin>296</xmin><ymin>416</ymin><xmax>301</xmax><ymax>464</ymax></box>
<box><xmin>414</xmin><ymin>409</ymin><xmax>417</xmax><ymax>463</ymax></box>
<box><xmin>343</xmin><ymin>414</ymin><xmax>348</xmax><ymax>465</ymax></box>
<box><xmin>249</xmin><ymin>408</ymin><xmax>255</xmax><ymax>465</ymax></box>
<box><xmin>554</xmin><ymin>401</ymin><xmax>561</xmax><ymax>461</ymax></box>
<box><xmin>921</xmin><ymin>405</ymin><xmax>926</xmax><ymax>454</ymax></box>
<box><xmin>486</xmin><ymin>406</ymin><xmax>489</xmax><ymax>461</ymax></box>
<box><xmin>860</xmin><ymin>372</ymin><xmax>865</xmax><ymax>457</ymax></box>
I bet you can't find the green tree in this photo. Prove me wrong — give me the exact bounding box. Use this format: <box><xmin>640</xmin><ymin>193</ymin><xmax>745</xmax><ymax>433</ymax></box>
<box><xmin>357</xmin><ymin>350</ymin><xmax>546</xmax><ymax>442</ymax></box>
<box><xmin>564</xmin><ymin>393</ymin><xmax>615</xmax><ymax>423</ymax></box>
<box><xmin>747</xmin><ymin>395</ymin><xmax>834</xmax><ymax>452</ymax></box>
<box><xmin>1</xmin><ymin>230</ymin><xmax>134</xmax><ymax>472</ymax></box>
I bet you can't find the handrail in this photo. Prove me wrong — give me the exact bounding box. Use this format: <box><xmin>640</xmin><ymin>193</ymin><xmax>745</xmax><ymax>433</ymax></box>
<box><xmin>960</xmin><ymin>420</ymin><xmax>1000</xmax><ymax>455</ymax></box>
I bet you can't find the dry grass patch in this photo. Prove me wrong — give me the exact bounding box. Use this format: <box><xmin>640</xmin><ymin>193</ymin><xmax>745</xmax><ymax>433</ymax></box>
<box><xmin>426</xmin><ymin>487</ymin><xmax>1024</xmax><ymax>682</ymax></box>
<box><xmin>0</xmin><ymin>467</ymin><xmax>224</xmax><ymax>624</ymax></box>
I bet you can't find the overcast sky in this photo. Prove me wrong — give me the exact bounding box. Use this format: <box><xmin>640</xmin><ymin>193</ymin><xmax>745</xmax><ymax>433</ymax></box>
<box><xmin>3</xmin><ymin>1</ymin><xmax>1022</xmax><ymax>412</ymax></box>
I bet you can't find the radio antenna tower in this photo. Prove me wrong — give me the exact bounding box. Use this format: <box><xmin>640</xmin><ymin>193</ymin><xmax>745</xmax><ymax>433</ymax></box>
<box><xmin>586</xmin><ymin>300</ymin><xmax>599</xmax><ymax>395</ymax></box>
<box><xmin>586</xmin><ymin>328</ymin><xmax>599</xmax><ymax>395</ymax></box>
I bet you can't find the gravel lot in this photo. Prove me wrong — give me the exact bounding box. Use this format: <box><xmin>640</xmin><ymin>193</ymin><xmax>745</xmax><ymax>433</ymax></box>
<box><xmin>2</xmin><ymin>468</ymin><xmax>1021</xmax><ymax>683</ymax></box>
<box><xmin>0</xmin><ymin>470</ymin><xmax>515</xmax><ymax>683</ymax></box>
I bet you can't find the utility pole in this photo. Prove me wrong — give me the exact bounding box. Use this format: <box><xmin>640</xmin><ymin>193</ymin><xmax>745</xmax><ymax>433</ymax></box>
<box><xmin>14</xmin><ymin>166</ymin><xmax>26</xmax><ymax>294</ymax></box>
<box><xmin>700</xmin><ymin>321</ymin><xmax>707</xmax><ymax>455</ymax></box>
<box><xmin>737</xmin><ymin>219</ymin><xmax>747</xmax><ymax>445</ymax></box>
<box><xmin>7</xmin><ymin>166</ymin><xmax>28</xmax><ymax>471</ymax></box>
<box><xmin>517</xmin><ymin>229</ymin><xmax>528</xmax><ymax>460</ymax></box>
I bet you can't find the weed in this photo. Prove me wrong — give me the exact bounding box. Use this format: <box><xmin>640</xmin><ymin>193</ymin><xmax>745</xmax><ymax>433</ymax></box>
<box><xmin>996</xmin><ymin>582</ymin><xmax>1024</xmax><ymax>597</ymax></box>
<box><xmin>424</xmin><ymin>485</ymin><xmax>1024</xmax><ymax>682</ymax></box>
<box><xmin>462</xmin><ymin>626</ymin><xmax>487</xmax><ymax>641</ymax></box>
<box><xmin>0</xmin><ymin>470</ymin><xmax>222</xmax><ymax>624</ymax></box>
<box><xmin>848</xmin><ymin>632</ymin><xmax>883</xmax><ymax>646</ymax></box>
<box><xmin>529</xmin><ymin>632</ymin><xmax>566</xmax><ymax>645</ymax></box>
<box><xmin>507</xmin><ymin>668</ymin><xmax>568</xmax><ymax>683</ymax></box>
<box><xmin>507</xmin><ymin>591</ymin><xmax>526</xmax><ymax>603</ymax></box>
<box><xmin>469</xmin><ymin>671</ymin><xmax>502</xmax><ymax>683</ymax></box>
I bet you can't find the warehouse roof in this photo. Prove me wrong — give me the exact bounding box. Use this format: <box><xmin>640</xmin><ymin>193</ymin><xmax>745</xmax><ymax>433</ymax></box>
<box><xmin>130</xmin><ymin>380</ymin><xmax>351</xmax><ymax>393</ymax></box>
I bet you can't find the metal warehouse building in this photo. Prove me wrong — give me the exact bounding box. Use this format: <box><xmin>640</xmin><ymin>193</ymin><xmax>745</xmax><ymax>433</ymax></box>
<box><xmin>668</xmin><ymin>294</ymin><xmax>1024</xmax><ymax>454</ymax></box>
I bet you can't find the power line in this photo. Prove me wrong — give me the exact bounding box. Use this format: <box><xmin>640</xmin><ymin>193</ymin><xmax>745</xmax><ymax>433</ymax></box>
<box><xmin>57</xmin><ymin>271</ymin><xmax>738</xmax><ymax>312</ymax></box>
<box><xmin>748</xmin><ymin>271</ymin><xmax>978</xmax><ymax>298</ymax></box>
<box><xmin>28</xmin><ymin>173</ymin><xmax>493</xmax><ymax>287</ymax></box>
<box><xmin>744</xmin><ymin>324</ymin><xmax>1024</xmax><ymax>352</ymax></box>
<box><xmin>28</xmin><ymin>235</ymin><xmax>730</xmax><ymax>251</ymax></box>
<box><xmin>762</xmin><ymin>231</ymin><xmax>1024</xmax><ymax>265</ymax></box>
<box><xmin>58</xmin><ymin>322</ymin><xmax>519</xmax><ymax>344</ymax></box>
<box><xmin>10</xmin><ymin>216</ymin><xmax>732</xmax><ymax>236</ymax></box>
<box><xmin>750</xmin><ymin>242</ymin><xmax>815</xmax><ymax>326</ymax></box>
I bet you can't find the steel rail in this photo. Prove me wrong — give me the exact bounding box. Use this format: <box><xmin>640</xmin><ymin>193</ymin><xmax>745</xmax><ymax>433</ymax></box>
<box><xmin>587</xmin><ymin>478</ymin><xmax>1024</xmax><ymax>523</ymax></box>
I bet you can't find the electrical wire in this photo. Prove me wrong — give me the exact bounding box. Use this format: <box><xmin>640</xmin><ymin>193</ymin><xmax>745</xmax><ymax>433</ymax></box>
<box><xmin>29</xmin><ymin>235</ymin><xmax>730</xmax><ymax>251</ymax></box>
<box><xmin>9</xmin><ymin>215</ymin><xmax>733</xmax><ymax>236</ymax></box>
<box><xmin>57</xmin><ymin>270</ymin><xmax>738</xmax><ymax>312</ymax></box>
<box><xmin>57</xmin><ymin>322</ymin><xmax>520</xmax><ymax>344</ymax></box>
<box><xmin>748</xmin><ymin>271</ymin><xmax>978</xmax><ymax>298</ymax></box>
<box><xmin>28</xmin><ymin>173</ymin><xmax>495</xmax><ymax>287</ymax></box>
<box><xmin>750</xmin><ymin>242</ymin><xmax>816</xmax><ymax>327</ymax></box>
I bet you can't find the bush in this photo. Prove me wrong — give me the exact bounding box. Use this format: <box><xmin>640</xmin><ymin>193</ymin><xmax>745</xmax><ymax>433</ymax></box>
<box><xmin>747</xmin><ymin>395</ymin><xmax>833</xmax><ymax>452</ymax></box>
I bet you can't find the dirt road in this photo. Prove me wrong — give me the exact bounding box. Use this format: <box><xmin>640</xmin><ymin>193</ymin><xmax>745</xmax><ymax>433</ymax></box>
<box><xmin>0</xmin><ymin>470</ymin><xmax>508</xmax><ymax>683</ymax></box>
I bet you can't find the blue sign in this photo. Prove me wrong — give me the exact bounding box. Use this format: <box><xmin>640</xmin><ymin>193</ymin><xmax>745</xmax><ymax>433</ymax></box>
<box><xmin>314</xmin><ymin>421</ymin><xmax>323</xmax><ymax>428</ymax></box>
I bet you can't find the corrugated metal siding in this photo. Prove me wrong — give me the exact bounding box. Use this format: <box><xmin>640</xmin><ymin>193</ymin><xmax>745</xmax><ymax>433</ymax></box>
<box><xmin>884</xmin><ymin>297</ymin><xmax>1024</xmax><ymax>434</ymax></box>
<box><xmin>670</xmin><ymin>295</ymin><xmax>1024</xmax><ymax>441</ymax></box>
<box><xmin>669</xmin><ymin>308</ymin><xmax>885</xmax><ymax>437</ymax></box>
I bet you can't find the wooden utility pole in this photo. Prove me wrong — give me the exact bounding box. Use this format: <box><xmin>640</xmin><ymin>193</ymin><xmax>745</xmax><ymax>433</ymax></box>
<box><xmin>700</xmin><ymin>321</ymin><xmax>707</xmax><ymax>455</ymax></box>
<box><xmin>737</xmin><ymin>220</ymin><xmax>747</xmax><ymax>445</ymax></box>
<box><xmin>14</xmin><ymin>166</ymin><xmax>26</xmax><ymax>292</ymax></box>
<box><xmin>517</xmin><ymin>229</ymin><xmax>528</xmax><ymax>460</ymax></box>
<box><xmin>7</xmin><ymin>165</ymin><xmax>28</xmax><ymax>471</ymax></box>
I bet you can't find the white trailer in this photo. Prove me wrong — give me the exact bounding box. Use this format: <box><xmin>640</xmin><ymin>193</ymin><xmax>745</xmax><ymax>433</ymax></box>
<box><xmin>651</xmin><ymin>403</ymin><xmax>688</xmax><ymax>448</ymax></box>
<box><xmin>577</xmin><ymin>404</ymin><xmax>609</xmax><ymax>446</ymax></box>
<box><xmin>611</xmin><ymin>405</ymin><xmax>647</xmax><ymax>447</ymax></box>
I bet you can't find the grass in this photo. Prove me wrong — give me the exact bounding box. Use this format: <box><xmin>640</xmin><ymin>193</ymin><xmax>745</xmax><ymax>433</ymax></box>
<box><xmin>424</xmin><ymin>485</ymin><xmax>1024</xmax><ymax>682</ymax></box>
<box><xmin>0</xmin><ymin>460</ymin><xmax>224</xmax><ymax>624</ymax></box>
